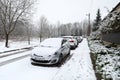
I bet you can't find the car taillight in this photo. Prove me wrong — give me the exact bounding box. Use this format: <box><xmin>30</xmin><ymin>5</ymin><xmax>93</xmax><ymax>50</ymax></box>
<box><xmin>69</xmin><ymin>40</ymin><xmax>74</xmax><ymax>42</ymax></box>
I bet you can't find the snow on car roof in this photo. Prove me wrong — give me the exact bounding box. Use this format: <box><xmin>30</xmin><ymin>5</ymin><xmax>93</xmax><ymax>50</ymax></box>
<box><xmin>62</xmin><ymin>36</ymin><xmax>73</xmax><ymax>37</ymax></box>
<box><xmin>40</xmin><ymin>38</ymin><xmax>63</xmax><ymax>48</ymax></box>
<box><xmin>61</xmin><ymin>36</ymin><xmax>74</xmax><ymax>39</ymax></box>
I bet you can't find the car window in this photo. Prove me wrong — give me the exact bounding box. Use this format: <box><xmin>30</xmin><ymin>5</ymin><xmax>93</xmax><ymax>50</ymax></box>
<box><xmin>61</xmin><ymin>39</ymin><xmax>67</xmax><ymax>45</ymax></box>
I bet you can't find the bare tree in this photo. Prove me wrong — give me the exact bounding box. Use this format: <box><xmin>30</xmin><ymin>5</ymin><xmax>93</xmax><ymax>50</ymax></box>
<box><xmin>104</xmin><ymin>7</ymin><xmax>110</xmax><ymax>13</ymax></box>
<box><xmin>0</xmin><ymin>0</ymin><xmax>35</xmax><ymax>47</ymax></box>
<box><xmin>38</xmin><ymin>16</ymin><xmax>48</xmax><ymax>42</ymax></box>
<box><xmin>23</xmin><ymin>21</ymin><xmax>32</xmax><ymax>45</ymax></box>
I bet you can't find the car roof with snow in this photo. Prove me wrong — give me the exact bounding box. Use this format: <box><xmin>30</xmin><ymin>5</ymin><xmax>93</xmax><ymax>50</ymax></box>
<box><xmin>61</xmin><ymin>36</ymin><xmax>74</xmax><ymax>39</ymax></box>
<box><xmin>62</xmin><ymin>36</ymin><xmax>73</xmax><ymax>37</ymax></box>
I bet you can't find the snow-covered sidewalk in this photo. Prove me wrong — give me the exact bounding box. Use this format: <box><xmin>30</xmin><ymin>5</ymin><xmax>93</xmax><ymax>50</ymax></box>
<box><xmin>53</xmin><ymin>39</ymin><xmax>96</xmax><ymax>80</ymax></box>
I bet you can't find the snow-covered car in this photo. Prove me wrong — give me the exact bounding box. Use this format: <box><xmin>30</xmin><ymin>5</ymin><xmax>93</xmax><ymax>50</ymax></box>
<box><xmin>31</xmin><ymin>38</ymin><xmax>70</xmax><ymax>65</ymax></box>
<box><xmin>73</xmin><ymin>36</ymin><xmax>83</xmax><ymax>43</ymax></box>
<box><xmin>62</xmin><ymin>36</ymin><xmax>78</xmax><ymax>49</ymax></box>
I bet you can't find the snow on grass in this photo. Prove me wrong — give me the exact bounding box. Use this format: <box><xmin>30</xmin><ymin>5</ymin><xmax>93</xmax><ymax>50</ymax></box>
<box><xmin>0</xmin><ymin>38</ymin><xmax>40</xmax><ymax>53</ymax></box>
<box><xmin>53</xmin><ymin>39</ymin><xmax>96</xmax><ymax>80</ymax></box>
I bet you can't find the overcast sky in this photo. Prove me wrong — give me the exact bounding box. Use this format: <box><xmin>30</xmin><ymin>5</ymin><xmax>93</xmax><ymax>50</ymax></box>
<box><xmin>33</xmin><ymin>0</ymin><xmax>120</xmax><ymax>24</ymax></box>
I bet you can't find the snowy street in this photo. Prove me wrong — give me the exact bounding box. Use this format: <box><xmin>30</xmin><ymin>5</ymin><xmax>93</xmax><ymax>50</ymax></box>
<box><xmin>0</xmin><ymin>39</ymin><xmax>96</xmax><ymax>80</ymax></box>
<box><xmin>0</xmin><ymin>0</ymin><xmax>119</xmax><ymax>80</ymax></box>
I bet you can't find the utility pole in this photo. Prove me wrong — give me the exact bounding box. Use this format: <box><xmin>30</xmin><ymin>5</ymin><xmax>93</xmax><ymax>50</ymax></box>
<box><xmin>86</xmin><ymin>13</ymin><xmax>91</xmax><ymax>36</ymax></box>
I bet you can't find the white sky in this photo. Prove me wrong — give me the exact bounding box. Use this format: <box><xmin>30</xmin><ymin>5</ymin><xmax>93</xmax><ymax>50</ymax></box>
<box><xmin>32</xmin><ymin>0</ymin><xmax>120</xmax><ymax>24</ymax></box>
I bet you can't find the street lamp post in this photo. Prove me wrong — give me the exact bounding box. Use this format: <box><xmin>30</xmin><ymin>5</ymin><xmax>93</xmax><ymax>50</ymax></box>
<box><xmin>86</xmin><ymin>13</ymin><xmax>91</xmax><ymax>36</ymax></box>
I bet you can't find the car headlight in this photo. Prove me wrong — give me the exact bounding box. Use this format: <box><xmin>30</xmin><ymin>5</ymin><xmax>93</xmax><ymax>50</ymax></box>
<box><xmin>31</xmin><ymin>53</ymin><xmax>36</xmax><ymax>59</ymax></box>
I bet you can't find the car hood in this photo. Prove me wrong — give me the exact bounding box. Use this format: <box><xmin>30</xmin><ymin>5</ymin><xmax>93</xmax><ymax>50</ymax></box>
<box><xmin>32</xmin><ymin>46</ymin><xmax>59</xmax><ymax>56</ymax></box>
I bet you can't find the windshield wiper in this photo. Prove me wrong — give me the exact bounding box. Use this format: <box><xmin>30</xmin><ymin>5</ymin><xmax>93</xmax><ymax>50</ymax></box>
<box><xmin>47</xmin><ymin>46</ymin><xmax>52</xmax><ymax>47</ymax></box>
<box><xmin>41</xmin><ymin>45</ymin><xmax>53</xmax><ymax>47</ymax></box>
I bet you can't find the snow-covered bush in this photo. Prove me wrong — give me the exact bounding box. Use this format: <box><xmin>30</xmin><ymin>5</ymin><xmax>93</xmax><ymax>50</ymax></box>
<box><xmin>88</xmin><ymin>31</ymin><xmax>120</xmax><ymax>80</ymax></box>
<box><xmin>101</xmin><ymin>11</ymin><xmax>120</xmax><ymax>34</ymax></box>
<box><xmin>88</xmin><ymin>34</ymin><xmax>120</xmax><ymax>80</ymax></box>
<box><xmin>87</xmin><ymin>9</ymin><xmax>120</xmax><ymax>80</ymax></box>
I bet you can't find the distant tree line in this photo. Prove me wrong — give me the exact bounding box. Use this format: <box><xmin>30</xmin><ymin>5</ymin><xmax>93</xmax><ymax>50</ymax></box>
<box><xmin>38</xmin><ymin>16</ymin><xmax>90</xmax><ymax>42</ymax></box>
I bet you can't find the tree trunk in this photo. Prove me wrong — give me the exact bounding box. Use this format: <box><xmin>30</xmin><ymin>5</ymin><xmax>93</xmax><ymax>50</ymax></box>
<box><xmin>39</xmin><ymin>34</ymin><xmax>42</xmax><ymax>43</ymax></box>
<box><xmin>28</xmin><ymin>34</ymin><xmax>30</xmax><ymax>45</ymax></box>
<box><xmin>27</xmin><ymin>27</ymin><xmax>31</xmax><ymax>45</ymax></box>
<box><xmin>5</xmin><ymin>34</ymin><xmax>9</xmax><ymax>48</ymax></box>
<box><xmin>28</xmin><ymin>36</ymin><xmax>30</xmax><ymax>45</ymax></box>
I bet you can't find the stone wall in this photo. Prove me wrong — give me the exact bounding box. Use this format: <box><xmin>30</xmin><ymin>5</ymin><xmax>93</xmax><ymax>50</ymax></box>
<box><xmin>102</xmin><ymin>32</ymin><xmax>120</xmax><ymax>44</ymax></box>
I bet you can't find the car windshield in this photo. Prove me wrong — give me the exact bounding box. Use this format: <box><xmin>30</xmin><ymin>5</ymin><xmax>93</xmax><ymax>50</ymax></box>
<box><xmin>40</xmin><ymin>38</ymin><xmax>62</xmax><ymax>48</ymax></box>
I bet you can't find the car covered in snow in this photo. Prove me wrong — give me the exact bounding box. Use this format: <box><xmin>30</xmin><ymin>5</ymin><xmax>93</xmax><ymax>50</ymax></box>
<box><xmin>31</xmin><ymin>38</ymin><xmax>70</xmax><ymax>65</ymax></box>
<box><xmin>61</xmin><ymin>36</ymin><xmax>78</xmax><ymax>49</ymax></box>
<box><xmin>73</xmin><ymin>36</ymin><xmax>83</xmax><ymax>43</ymax></box>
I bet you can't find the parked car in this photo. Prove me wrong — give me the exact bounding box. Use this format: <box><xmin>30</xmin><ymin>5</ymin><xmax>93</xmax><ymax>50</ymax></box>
<box><xmin>61</xmin><ymin>36</ymin><xmax>78</xmax><ymax>49</ymax></box>
<box><xmin>73</xmin><ymin>36</ymin><xmax>83</xmax><ymax>43</ymax></box>
<box><xmin>31</xmin><ymin>38</ymin><xmax>70</xmax><ymax>65</ymax></box>
<box><xmin>79</xmin><ymin>36</ymin><xmax>83</xmax><ymax>42</ymax></box>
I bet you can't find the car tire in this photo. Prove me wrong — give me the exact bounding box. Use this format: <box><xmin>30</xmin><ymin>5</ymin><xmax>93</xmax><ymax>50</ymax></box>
<box><xmin>58</xmin><ymin>54</ymin><xmax>63</xmax><ymax>64</ymax></box>
<box><xmin>68</xmin><ymin>49</ymin><xmax>70</xmax><ymax>55</ymax></box>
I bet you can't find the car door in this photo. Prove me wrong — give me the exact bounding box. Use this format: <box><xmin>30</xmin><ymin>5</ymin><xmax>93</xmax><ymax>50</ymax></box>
<box><xmin>61</xmin><ymin>39</ymin><xmax>68</xmax><ymax>56</ymax></box>
<box><xmin>60</xmin><ymin>44</ymin><xmax>67</xmax><ymax>57</ymax></box>
<box><xmin>62</xmin><ymin>43</ymin><xmax>70</xmax><ymax>56</ymax></box>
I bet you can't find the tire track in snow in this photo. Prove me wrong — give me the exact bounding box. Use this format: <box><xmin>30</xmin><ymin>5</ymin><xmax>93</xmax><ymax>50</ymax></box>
<box><xmin>0</xmin><ymin>54</ymin><xmax>30</xmax><ymax>66</ymax></box>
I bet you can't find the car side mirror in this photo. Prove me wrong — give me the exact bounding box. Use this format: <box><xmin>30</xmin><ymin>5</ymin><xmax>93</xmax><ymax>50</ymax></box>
<box><xmin>61</xmin><ymin>43</ymin><xmax>66</xmax><ymax>48</ymax></box>
<box><xmin>61</xmin><ymin>45</ymin><xmax>64</xmax><ymax>48</ymax></box>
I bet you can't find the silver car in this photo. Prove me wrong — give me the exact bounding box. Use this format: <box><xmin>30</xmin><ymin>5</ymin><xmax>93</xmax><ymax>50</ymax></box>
<box><xmin>62</xmin><ymin>36</ymin><xmax>78</xmax><ymax>49</ymax></box>
<box><xmin>31</xmin><ymin>38</ymin><xmax>70</xmax><ymax>65</ymax></box>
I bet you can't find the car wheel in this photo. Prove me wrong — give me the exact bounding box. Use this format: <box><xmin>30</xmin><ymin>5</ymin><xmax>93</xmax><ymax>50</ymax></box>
<box><xmin>75</xmin><ymin>45</ymin><xmax>78</xmax><ymax>48</ymax></box>
<box><xmin>68</xmin><ymin>49</ymin><xmax>70</xmax><ymax>55</ymax></box>
<box><xmin>58</xmin><ymin>54</ymin><xmax>63</xmax><ymax>64</ymax></box>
